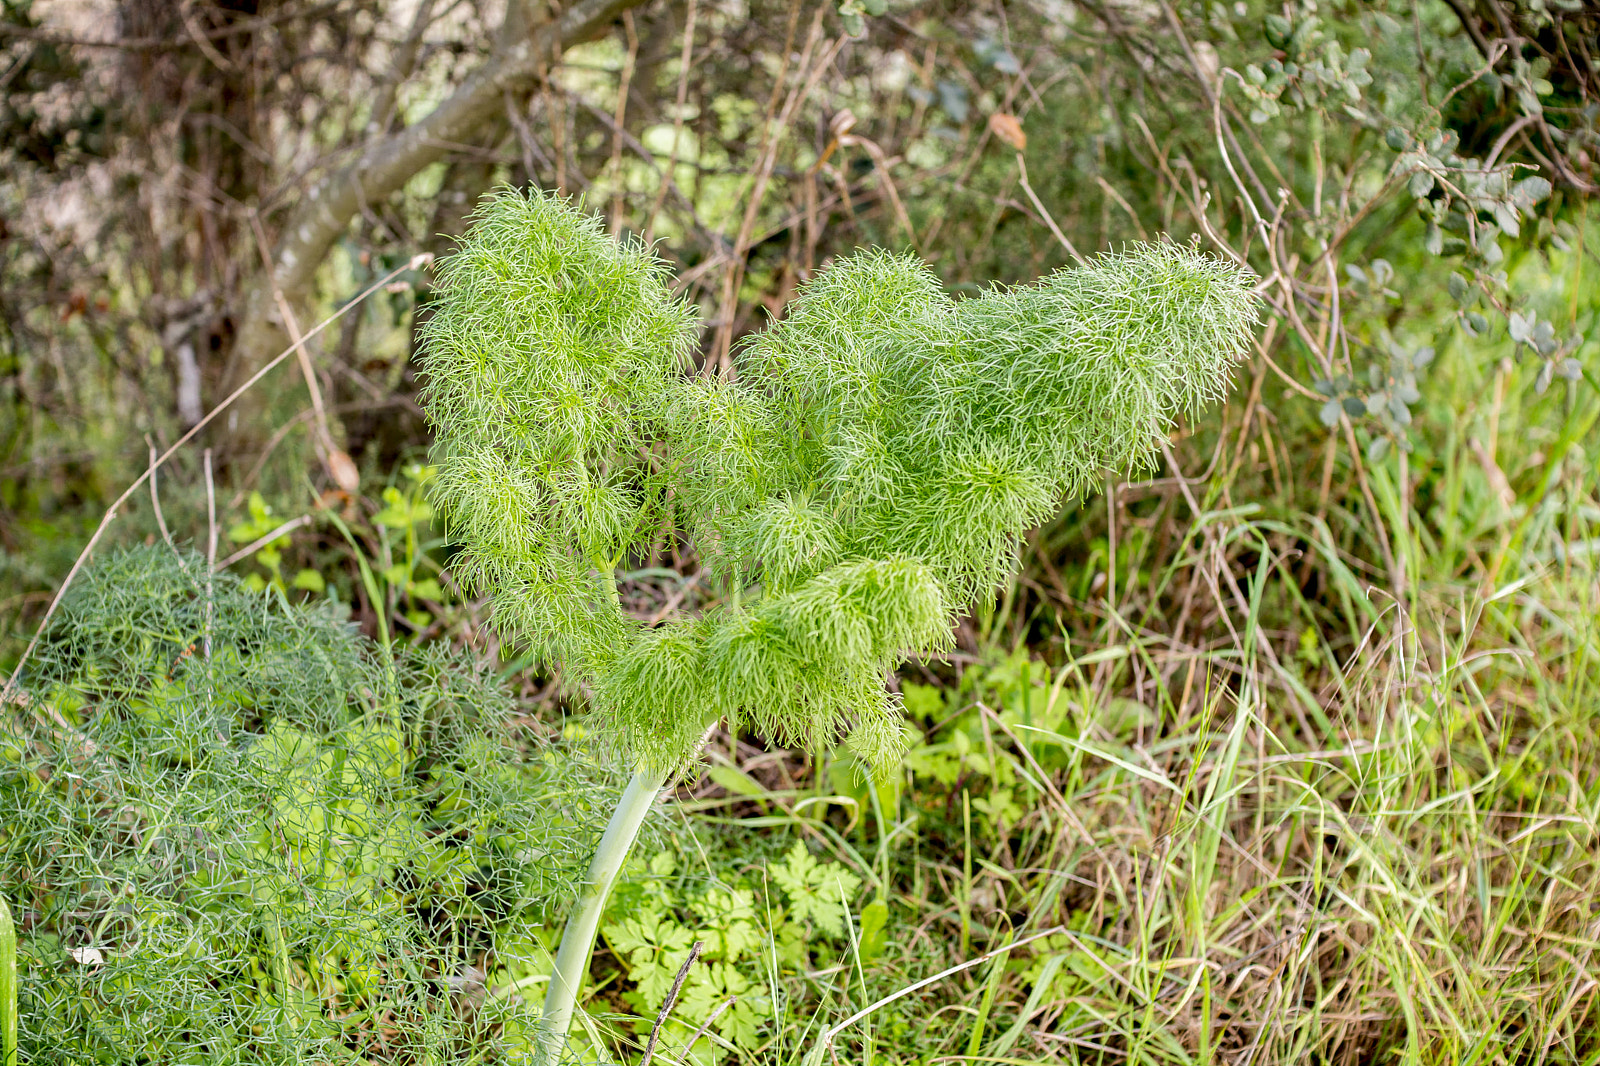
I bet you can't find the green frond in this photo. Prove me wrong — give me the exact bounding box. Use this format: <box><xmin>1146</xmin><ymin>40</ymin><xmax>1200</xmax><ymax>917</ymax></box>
<box><xmin>420</xmin><ymin>193</ymin><xmax>1256</xmax><ymax>775</ymax></box>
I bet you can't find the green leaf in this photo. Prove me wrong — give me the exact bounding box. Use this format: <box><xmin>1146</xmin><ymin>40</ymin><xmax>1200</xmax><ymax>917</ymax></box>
<box><xmin>680</xmin><ymin>963</ymin><xmax>766</xmax><ymax>1047</ymax></box>
<box><xmin>858</xmin><ymin>898</ymin><xmax>889</xmax><ymax>960</ymax></box>
<box><xmin>604</xmin><ymin>908</ymin><xmax>696</xmax><ymax>1007</ymax></box>
<box><xmin>707</xmin><ymin>764</ymin><xmax>766</xmax><ymax>798</ymax></box>
<box><xmin>1263</xmin><ymin>14</ymin><xmax>1292</xmax><ymax>48</ymax></box>
<box><xmin>1512</xmin><ymin>176</ymin><xmax>1553</xmax><ymax>208</ymax></box>
<box><xmin>1492</xmin><ymin>202</ymin><xmax>1521</xmax><ymax>238</ymax></box>
<box><xmin>690</xmin><ymin>889</ymin><xmax>761</xmax><ymax>961</ymax></box>
<box><xmin>1509</xmin><ymin>310</ymin><xmax>1535</xmax><ymax>344</ymax></box>
<box><xmin>771</xmin><ymin>842</ymin><xmax>862</xmax><ymax>938</ymax></box>
<box><xmin>292</xmin><ymin>569</ymin><xmax>326</xmax><ymax>592</ymax></box>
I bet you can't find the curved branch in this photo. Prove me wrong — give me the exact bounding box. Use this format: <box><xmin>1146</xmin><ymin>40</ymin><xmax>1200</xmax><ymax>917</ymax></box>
<box><xmin>265</xmin><ymin>0</ymin><xmax>652</xmax><ymax>304</ymax></box>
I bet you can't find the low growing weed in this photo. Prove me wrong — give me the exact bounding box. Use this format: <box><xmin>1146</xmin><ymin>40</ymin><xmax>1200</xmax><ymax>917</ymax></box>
<box><xmin>0</xmin><ymin>546</ymin><xmax>619</xmax><ymax>1064</ymax></box>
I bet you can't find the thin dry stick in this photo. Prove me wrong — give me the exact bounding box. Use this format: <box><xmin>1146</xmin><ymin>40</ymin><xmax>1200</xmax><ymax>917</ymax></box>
<box><xmin>248</xmin><ymin>211</ymin><xmax>358</xmax><ymax>492</ymax></box>
<box><xmin>1015</xmin><ymin>153</ymin><xmax>1083</xmax><ymax>262</ymax></box>
<box><xmin>642</xmin><ymin>0</ymin><xmax>697</xmax><ymax>246</ymax></box>
<box><xmin>640</xmin><ymin>940</ymin><xmax>704</xmax><ymax>1066</ymax></box>
<box><xmin>0</xmin><ymin>256</ymin><xmax>423</xmax><ymax>700</ymax></box>
<box><xmin>146</xmin><ymin>440</ymin><xmax>174</xmax><ymax>550</ymax></box>
<box><xmin>607</xmin><ymin>10</ymin><xmax>638</xmax><ymax>236</ymax></box>
<box><xmin>678</xmin><ymin>996</ymin><xmax>736</xmax><ymax>1058</ymax></box>
<box><xmin>713</xmin><ymin>10</ymin><xmax>840</xmax><ymax>366</ymax></box>
<box><xmin>216</xmin><ymin>515</ymin><xmax>313</xmax><ymax>571</ymax></box>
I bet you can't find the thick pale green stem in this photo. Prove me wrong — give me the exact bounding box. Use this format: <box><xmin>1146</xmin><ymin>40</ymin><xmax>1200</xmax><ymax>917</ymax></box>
<box><xmin>1</xmin><ymin>893</ymin><xmax>16</xmax><ymax>1066</ymax></box>
<box><xmin>537</xmin><ymin>765</ymin><xmax>665</xmax><ymax>1065</ymax></box>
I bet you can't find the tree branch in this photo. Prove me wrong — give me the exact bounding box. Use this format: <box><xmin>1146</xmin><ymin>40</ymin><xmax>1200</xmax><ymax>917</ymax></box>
<box><xmin>1439</xmin><ymin>0</ymin><xmax>1493</xmax><ymax>60</ymax></box>
<box><xmin>265</xmin><ymin>0</ymin><xmax>651</xmax><ymax>303</ymax></box>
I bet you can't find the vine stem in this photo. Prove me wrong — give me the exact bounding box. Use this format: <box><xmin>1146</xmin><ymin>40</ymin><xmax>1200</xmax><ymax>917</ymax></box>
<box><xmin>537</xmin><ymin>765</ymin><xmax>667</xmax><ymax>1066</ymax></box>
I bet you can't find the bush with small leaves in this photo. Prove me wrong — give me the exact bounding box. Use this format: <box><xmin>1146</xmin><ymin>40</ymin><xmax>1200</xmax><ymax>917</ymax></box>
<box><xmin>0</xmin><ymin>545</ymin><xmax>616</xmax><ymax>1065</ymax></box>
<box><xmin>418</xmin><ymin>187</ymin><xmax>1257</xmax><ymax>1062</ymax></box>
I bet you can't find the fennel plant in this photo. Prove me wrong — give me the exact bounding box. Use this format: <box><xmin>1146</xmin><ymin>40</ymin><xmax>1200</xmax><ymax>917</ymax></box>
<box><xmin>418</xmin><ymin>188</ymin><xmax>1257</xmax><ymax>1062</ymax></box>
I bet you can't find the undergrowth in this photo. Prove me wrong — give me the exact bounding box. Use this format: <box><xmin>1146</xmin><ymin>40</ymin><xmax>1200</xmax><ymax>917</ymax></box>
<box><xmin>0</xmin><ymin>546</ymin><xmax>620</xmax><ymax>1065</ymax></box>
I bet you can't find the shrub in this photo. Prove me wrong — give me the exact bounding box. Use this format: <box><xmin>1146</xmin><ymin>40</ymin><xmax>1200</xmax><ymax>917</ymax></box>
<box><xmin>0</xmin><ymin>545</ymin><xmax>614</xmax><ymax>1065</ymax></box>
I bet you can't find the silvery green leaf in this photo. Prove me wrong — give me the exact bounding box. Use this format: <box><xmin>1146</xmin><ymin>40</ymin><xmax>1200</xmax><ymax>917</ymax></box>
<box><xmin>1409</xmin><ymin>169</ymin><xmax>1435</xmax><ymax>198</ymax></box>
<box><xmin>1319</xmin><ymin>399</ymin><xmax>1343</xmax><ymax>427</ymax></box>
<box><xmin>1466</xmin><ymin>312</ymin><xmax>1489</xmax><ymax>335</ymax></box>
<box><xmin>973</xmin><ymin>39</ymin><xmax>1020</xmax><ymax>74</ymax></box>
<box><xmin>1345</xmin><ymin>263</ymin><xmax>1368</xmax><ymax>285</ymax></box>
<box><xmin>1512</xmin><ymin>176</ymin><xmax>1553</xmax><ymax>208</ymax></box>
<box><xmin>1343</xmin><ymin>396</ymin><xmax>1367</xmax><ymax>417</ymax></box>
<box><xmin>936</xmin><ymin>81</ymin><xmax>969</xmax><ymax>123</ymax></box>
<box><xmin>1448</xmin><ymin>273</ymin><xmax>1469</xmax><ymax>302</ymax></box>
<box><xmin>1385</xmin><ymin>127</ymin><xmax>1409</xmax><ymax>150</ymax></box>
<box><xmin>1425</xmin><ymin>222</ymin><xmax>1443</xmax><ymax>256</ymax></box>
<box><xmin>1558</xmin><ymin>358</ymin><xmax>1583</xmax><ymax>381</ymax></box>
<box><xmin>1365</xmin><ymin>391</ymin><xmax>1388</xmax><ymax>415</ymax></box>
<box><xmin>1396</xmin><ymin>382</ymin><xmax>1421</xmax><ymax>404</ymax></box>
<box><xmin>1413</xmin><ymin>346</ymin><xmax>1435</xmax><ymax>368</ymax></box>
<box><xmin>1492</xmin><ymin>202</ymin><xmax>1521</xmax><ymax>238</ymax></box>
<box><xmin>1370</xmin><ymin>259</ymin><xmax>1394</xmax><ymax>286</ymax></box>
<box><xmin>1535</xmin><ymin>359</ymin><xmax>1554</xmax><ymax>393</ymax></box>
<box><xmin>1366</xmin><ymin>435</ymin><xmax>1390</xmax><ymax>462</ymax></box>
<box><xmin>1509</xmin><ymin>310</ymin><xmax>1534</xmax><ymax>344</ymax></box>
<box><xmin>1388</xmin><ymin>395</ymin><xmax>1412</xmax><ymax>424</ymax></box>
<box><xmin>1532</xmin><ymin>319</ymin><xmax>1558</xmax><ymax>355</ymax></box>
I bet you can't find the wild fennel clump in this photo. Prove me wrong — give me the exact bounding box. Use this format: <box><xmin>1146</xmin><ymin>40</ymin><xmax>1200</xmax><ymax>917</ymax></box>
<box><xmin>419</xmin><ymin>188</ymin><xmax>1257</xmax><ymax>1061</ymax></box>
<box><xmin>0</xmin><ymin>546</ymin><xmax>615</xmax><ymax>1066</ymax></box>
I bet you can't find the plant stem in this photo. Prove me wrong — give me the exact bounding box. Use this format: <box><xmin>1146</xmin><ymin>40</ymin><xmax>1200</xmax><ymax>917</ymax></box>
<box><xmin>1</xmin><ymin>892</ymin><xmax>16</xmax><ymax>1066</ymax></box>
<box><xmin>537</xmin><ymin>765</ymin><xmax>666</xmax><ymax>1066</ymax></box>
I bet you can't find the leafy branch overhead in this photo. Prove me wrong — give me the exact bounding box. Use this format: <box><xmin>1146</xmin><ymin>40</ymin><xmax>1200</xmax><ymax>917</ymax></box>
<box><xmin>419</xmin><ymin>189</ymin><xmax>1258</xmax><ymax>775</ymax></box>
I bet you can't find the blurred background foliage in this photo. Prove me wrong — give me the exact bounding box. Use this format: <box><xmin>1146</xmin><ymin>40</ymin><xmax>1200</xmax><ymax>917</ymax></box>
<box><xmin>3</xmin><ymin>0</ymin><xmax>1600</xmax><ymax>1061</ymax></box>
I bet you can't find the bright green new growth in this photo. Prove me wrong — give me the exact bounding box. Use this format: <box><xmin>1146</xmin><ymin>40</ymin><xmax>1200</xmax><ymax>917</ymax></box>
<box><xmin>421</xmin><ymin>188</ymin><xmax>1257</xmax><ymax>777</ymax></box>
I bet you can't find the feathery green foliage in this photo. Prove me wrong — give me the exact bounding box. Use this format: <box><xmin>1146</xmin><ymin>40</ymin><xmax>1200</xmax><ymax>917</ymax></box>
<box><xmin>0</xmin><ymin>546</ymin><xmax>615</xmax><ymax>1065</ymax></box>
<box><xmin>420</xmin><ymin>188</ymin><xmax>1257</xmax><ymax>776</ymax></box>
